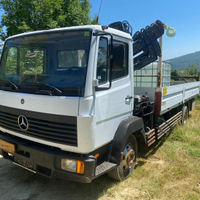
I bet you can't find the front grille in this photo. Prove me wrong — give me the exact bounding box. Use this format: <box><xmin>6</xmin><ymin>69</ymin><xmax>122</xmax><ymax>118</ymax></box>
<box><xmin>0</xmin><ymin>106</ymin><xmax>77</xmax><ymax>146</ymax></box>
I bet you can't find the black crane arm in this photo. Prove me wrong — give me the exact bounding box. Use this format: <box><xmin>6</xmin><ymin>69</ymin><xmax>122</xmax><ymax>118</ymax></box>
<box><xmin>133</xmin><ymin>20</ymin><xmax>164</xmax><ymax>71</ymax></box>
<box><xmin>108</xmin><ymin>20</ymin><xmax>165</xmax><ymax>71</ymax></box>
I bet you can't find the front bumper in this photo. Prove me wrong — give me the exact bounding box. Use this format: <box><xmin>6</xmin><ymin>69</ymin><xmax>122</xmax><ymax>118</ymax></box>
<box><xmin>0</xmin><ymin>132</ymin><xmax>97</xmax><ymax>183</ymax></box>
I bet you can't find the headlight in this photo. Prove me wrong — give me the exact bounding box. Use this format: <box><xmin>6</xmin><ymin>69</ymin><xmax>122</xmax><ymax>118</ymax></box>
<box><xmin>61</xmin><ymin>159</ymin><xmax>76</xmax><ymax>172</ymax></box>
<box><xmin>61</xmin><ymin>159</ymin><xmax>85</xmax><ymax>174</ymax></box>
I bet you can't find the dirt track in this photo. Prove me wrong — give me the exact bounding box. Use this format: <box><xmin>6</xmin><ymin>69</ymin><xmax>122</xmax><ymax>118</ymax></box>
<box><xmin>0</xmin><ymin>155</ymin><xmax>116</xmax><ymax>200</ymax></box>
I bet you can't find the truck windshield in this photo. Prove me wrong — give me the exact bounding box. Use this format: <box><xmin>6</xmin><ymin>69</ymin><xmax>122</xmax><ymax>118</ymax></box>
<box><xmin>0</xmin><ymin>30</ymin><xmax>91</xmax><ymax>96</ymax></box>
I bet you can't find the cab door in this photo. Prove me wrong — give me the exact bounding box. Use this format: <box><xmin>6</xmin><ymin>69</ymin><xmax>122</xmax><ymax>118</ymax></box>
<box><xmin>94</xmin><ymin>36</ymin><xmax>133</xmax><ymax>148</ymax></box>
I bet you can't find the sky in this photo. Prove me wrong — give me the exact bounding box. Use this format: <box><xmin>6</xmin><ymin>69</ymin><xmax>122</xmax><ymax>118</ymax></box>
<box><xmin>90</xmin><ymin>0</ymin><xmax>200</xmax><ymax>60</ymax></box>
<box><xmin>1</xmin><ymin>0</ymin><xmax>200</xmax><ymax>61</ymax></box>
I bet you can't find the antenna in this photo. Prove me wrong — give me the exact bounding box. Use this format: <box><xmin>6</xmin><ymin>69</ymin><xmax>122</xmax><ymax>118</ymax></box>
<box><xmin>96</xmin><ymin>0</ymin><xmax>103</xmax><ymax>24</ymax></box>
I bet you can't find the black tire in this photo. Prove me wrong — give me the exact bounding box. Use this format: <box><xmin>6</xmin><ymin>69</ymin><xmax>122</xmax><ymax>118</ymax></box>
<box><xmin>182</xmin><ymin>106</ymin><xmax>188</xmax><ymax>125</ymax></box>
<box><xmin>107</xmin><ymin>135</ymin><xmax>138</xmax><ymax>181</ymax></box>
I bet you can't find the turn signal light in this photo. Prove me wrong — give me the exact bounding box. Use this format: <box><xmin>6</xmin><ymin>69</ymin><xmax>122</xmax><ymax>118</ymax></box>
<box><xmin>95</xmin><ymin>153</ymin><xmax>99</xmax><ymax>158</ymax></box>
<box><xmin>76</xmin><ymin>161</ymin><xmax>85</xmax><ymax>174</ymax></box>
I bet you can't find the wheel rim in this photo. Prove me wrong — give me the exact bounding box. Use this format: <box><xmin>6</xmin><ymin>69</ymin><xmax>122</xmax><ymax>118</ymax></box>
<box><xmin>121</xmin><ymin>143</ymin><xmax>135</xmax><ymax>172</ymax></box>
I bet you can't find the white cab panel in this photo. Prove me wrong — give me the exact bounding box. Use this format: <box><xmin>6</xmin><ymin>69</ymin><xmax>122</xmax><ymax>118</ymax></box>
<box><xmin>94</xmin><ymin>77</ymin><xmax>133</xmax><ymax>148</ymax></box>
<box><xmin>77</xmin><ymin>115</ymin><xmax>95</xmax><ymax>153</ymax></box>
<box><xmin>79</xmin><ymin>78</ymin><xmax>133</xmax><ymax>151</ymax></box>
<box><xmin>0</xmin><ymin>90</ymin><xmax>79</xmax><ymax>116</ymax></box>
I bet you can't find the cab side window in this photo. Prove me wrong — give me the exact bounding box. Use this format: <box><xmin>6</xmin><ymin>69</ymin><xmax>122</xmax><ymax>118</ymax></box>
<box><xmin>112</xmin><ymin>41</ymin><xmax>128</xmax><ymax>80</ymax></box>
<box><xmin>96</xmin><ymin>37</ymin><xmax>108</xmax><ymax>84</ymax></box>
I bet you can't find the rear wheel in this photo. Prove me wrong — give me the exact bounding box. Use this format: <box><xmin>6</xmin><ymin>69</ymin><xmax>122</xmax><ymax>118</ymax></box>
<box><xmin>107</xmin><ymin>135</ymin><xmax>137</xmax><ymax>181</ymax></box>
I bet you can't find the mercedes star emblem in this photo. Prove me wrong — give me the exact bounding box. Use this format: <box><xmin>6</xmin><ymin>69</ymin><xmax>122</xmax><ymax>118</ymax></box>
<box><xmin>18</xmin><ymin>115</ymin><xmax>29</xmax><ymax>131</ymax></box>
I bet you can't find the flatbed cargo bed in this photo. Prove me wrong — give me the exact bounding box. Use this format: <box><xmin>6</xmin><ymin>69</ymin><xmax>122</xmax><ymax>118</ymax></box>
<box><xmin>134</xmin><ymin>81</ymin><xmax>200</xmax><ymax>116</ymax></box>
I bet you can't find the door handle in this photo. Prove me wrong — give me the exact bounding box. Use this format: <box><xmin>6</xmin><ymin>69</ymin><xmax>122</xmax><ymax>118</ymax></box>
<box><xmin>125</xmin><ymin>95</ymin><xmax>133</xmax><ymax>100</ymax></box>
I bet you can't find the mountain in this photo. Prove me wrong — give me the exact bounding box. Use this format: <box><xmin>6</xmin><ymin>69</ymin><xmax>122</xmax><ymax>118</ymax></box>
<box><xmin>166</xmin><ymin>51</ymin><xmax>200</xmax><ymax>71</ymax></box>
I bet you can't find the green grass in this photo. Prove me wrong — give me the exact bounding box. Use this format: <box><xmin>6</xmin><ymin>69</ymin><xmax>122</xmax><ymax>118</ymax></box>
<box><xmin>98</xmin><ymin>96</ymin><xmax>200</xmax><ymax>199</ymax></box>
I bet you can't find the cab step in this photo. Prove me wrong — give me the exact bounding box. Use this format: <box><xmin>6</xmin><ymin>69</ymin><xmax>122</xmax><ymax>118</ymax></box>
<box><xmin>95</xmin><ymin>161</ymin><xmax>116</xmax><ymax>177</ymax></box>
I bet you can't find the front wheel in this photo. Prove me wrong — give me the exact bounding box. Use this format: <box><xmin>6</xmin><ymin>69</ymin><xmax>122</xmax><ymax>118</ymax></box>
<box><xmin>107</xmin><ymin>135</ymin><xmax>138</xmax><ymax>181</ymax></box>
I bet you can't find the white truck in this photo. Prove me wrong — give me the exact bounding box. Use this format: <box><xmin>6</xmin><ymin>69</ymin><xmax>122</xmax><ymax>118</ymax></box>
<box><xmin>0</xmin><ymin>20</ymin><xmax>199</xmax><ymax>182</ymax></box>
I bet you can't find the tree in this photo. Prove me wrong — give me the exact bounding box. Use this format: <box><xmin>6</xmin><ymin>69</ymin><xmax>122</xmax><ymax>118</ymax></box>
<box><xmin>0</xmin><ymin>27</ymin><xmax>3</xmax><ymax>56</ymax></box>
<box><xmin>183</xmin><ymin>64</ymin><xmax>198</xmax><ymax>76</ymax></box>
<box><xmin>171</xmin><ymin>69</ymin><xmax>181</xmax><ymax>77</ymax></box>
<box><xmin>0</xmin><ymin>0</ymin><xmax>93</xmax><ymax>41</ymax></box>
<box><xmin>90</xmin><ymin>14</ymin><xmax>100</xmax><ymax>25</ymax></box>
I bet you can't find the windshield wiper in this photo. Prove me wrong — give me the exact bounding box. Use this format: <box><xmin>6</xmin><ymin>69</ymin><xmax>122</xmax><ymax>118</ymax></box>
<box><xmin>33</xmin><ymin>82</ymin><xmax>62</xmax><ymax>96</ymax></box>
<box><xmin>0</xmin><ymin>80</ymin><xmax>19</xmax><ymax>91</ymax></box>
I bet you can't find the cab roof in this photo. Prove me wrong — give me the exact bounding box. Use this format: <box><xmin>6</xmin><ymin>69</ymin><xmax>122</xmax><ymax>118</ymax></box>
<box><xmin>6</xmin><ymin>25</ymin><xmax>133</xmax><ymax>41</ymax></box>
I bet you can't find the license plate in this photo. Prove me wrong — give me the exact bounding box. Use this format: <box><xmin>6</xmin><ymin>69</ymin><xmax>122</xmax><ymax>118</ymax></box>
<box><xmin>14</xmin><ymin>156</ymin><xmax>37</xmax><ymax>171</ymax></box>
<box><xmin>0</xmin><ymin>139</ymin><xmax>16</xmax><ymax>153</ymax></box>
